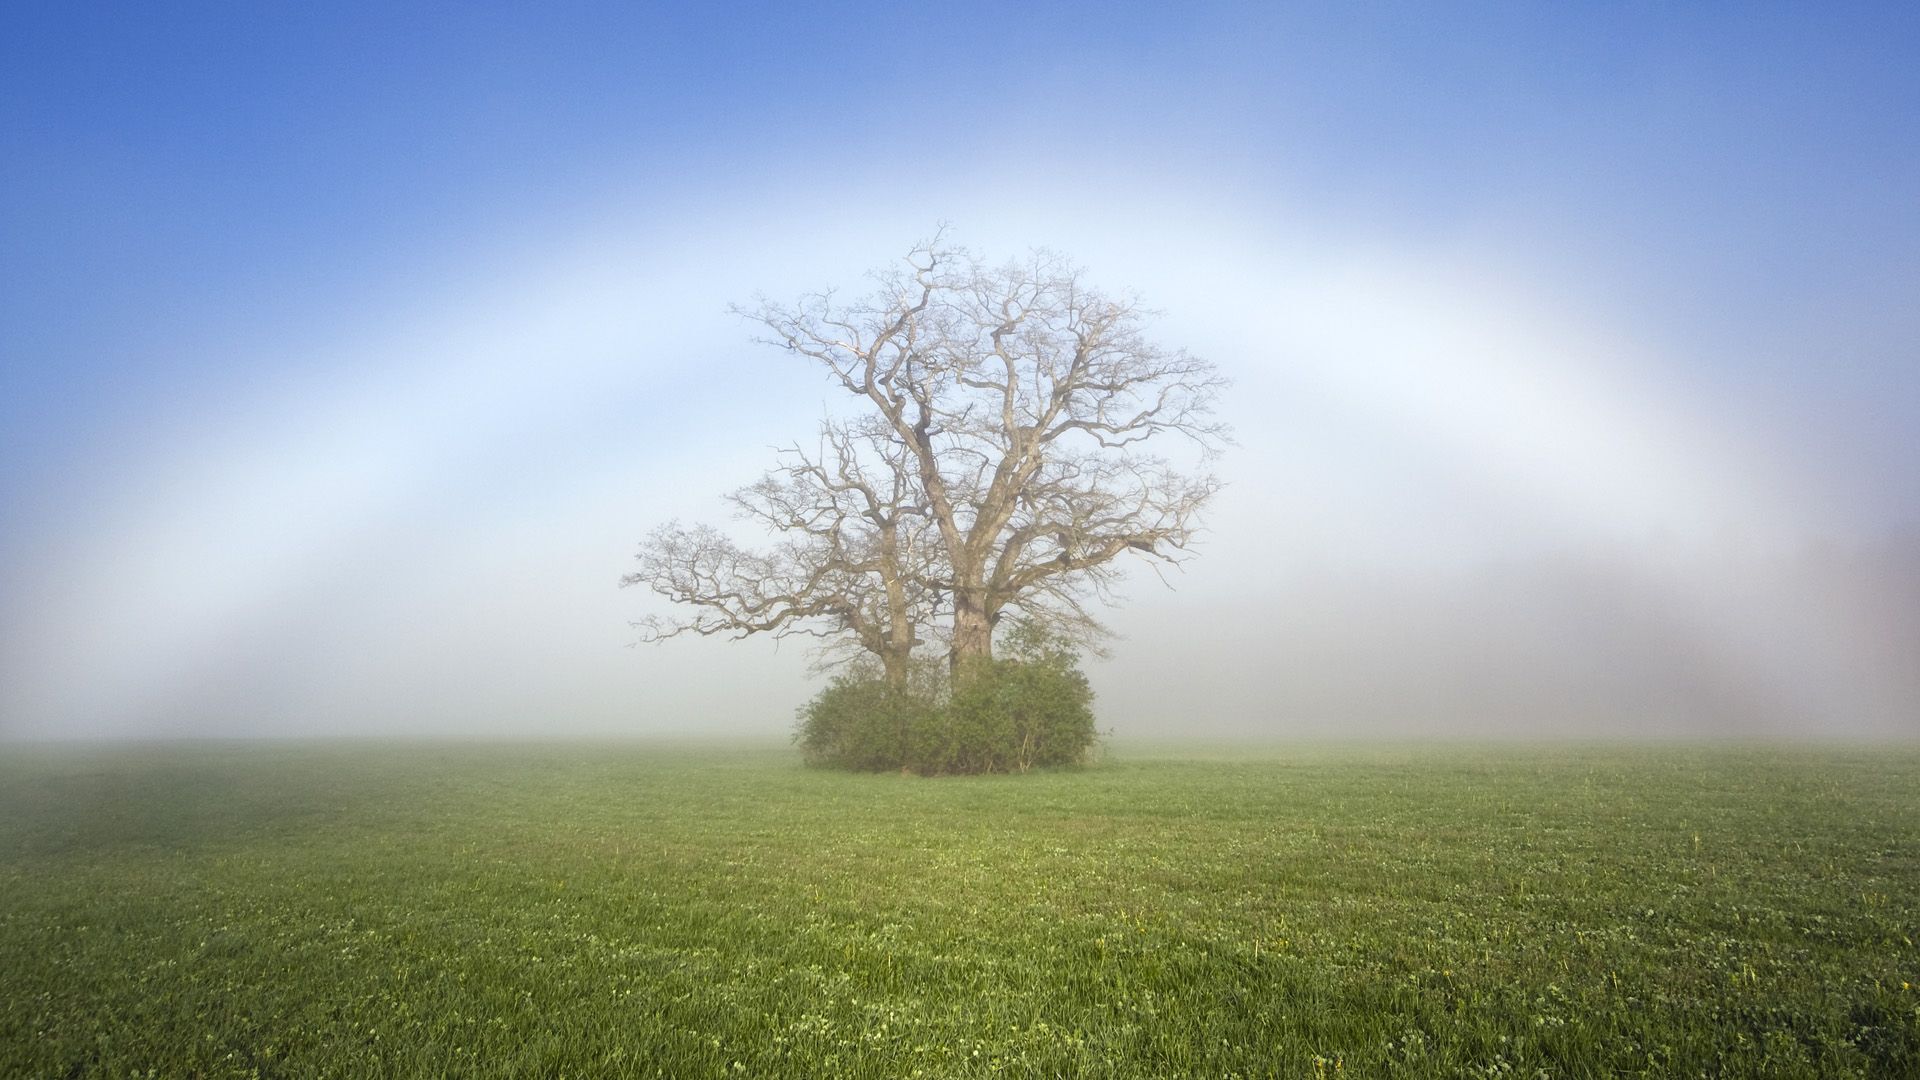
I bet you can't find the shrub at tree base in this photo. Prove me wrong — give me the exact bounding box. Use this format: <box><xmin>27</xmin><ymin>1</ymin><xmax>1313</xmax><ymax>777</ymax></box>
<box><xmin>796</xmin><ymin>659</ymin><xmax>1097</xmax><ymax>775</ymax></box>
<box><xmin>793</xmin><ymin>678</ymin><xmax>938</xmax><ymax>772</ymax></box>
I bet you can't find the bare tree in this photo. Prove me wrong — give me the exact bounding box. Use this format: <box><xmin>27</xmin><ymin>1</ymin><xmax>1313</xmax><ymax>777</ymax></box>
<box><xmin>623</xmin><ymin>414</ymin><xmax>944</xmax><ymax>688</ymax></box>
<box><xmin>627</xmin><ymin>237</ymin><xmax>1223</xmax><ymax>681</ymax></box>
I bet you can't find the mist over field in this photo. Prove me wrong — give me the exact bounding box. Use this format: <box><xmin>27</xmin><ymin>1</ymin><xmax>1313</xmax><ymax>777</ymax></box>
<box><xmin>1099</xmin><ymin>536</ymin><xmax>1920</xmax><ymax>739</ymax></box>
<box><xmin>3</xmin><ymin>5</ymin><xmax>1917</xmax><ymax>742</ymax></box>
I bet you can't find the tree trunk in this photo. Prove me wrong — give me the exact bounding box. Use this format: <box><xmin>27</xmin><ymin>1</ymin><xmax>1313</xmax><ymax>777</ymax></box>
<box><xmin>877</xmin><ymin>527</ymin><xmax>915</xmax><ymax>692</ymax></box>
<box><xmin>880</xmin><ymin>649</ymin><xmax>909</xmax><ymax>690</ymax></box>
<box><xmin>950</xmin><ymin>592</ymin><xmax>994</xmax><ymax>677</ymax></box>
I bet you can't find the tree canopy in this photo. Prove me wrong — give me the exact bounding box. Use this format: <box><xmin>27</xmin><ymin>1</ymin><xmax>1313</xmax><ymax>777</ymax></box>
<box><xmin>625</xmin><ymin>237</ymin><xmax>1227</xmax><ymax>687</ymax></box>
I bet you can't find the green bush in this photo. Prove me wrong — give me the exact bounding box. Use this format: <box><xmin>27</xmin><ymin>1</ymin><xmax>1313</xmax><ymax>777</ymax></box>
<box><xmin>793</xmin><ymin>675</ymin><xmax>935</xmax><ymax>771</ymax></box>
<box><xmin>929</xmin><ymin>657</ymin><xmax>1096</xmax><ymax>774</ymax></box>
<box><xmin>795</xmin><ymin>625</ymin><xmax>1099</xmax><ymax>775</ymax></box>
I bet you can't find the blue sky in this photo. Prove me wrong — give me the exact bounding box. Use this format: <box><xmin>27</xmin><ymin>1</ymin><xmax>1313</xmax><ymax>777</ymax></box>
<box><xmin>3</xmin><ymin>3</ymin><xmax>1917</xmax><ymax>739</ymax></box>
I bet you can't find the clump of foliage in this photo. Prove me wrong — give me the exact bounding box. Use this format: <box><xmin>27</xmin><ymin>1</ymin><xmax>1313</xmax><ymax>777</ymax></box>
<box><xmin>796</xmin><ymin>622</ymin><xmax>1098</xmax><ymax>775</ymax></box>
<box><xmin>792</xmin><ymin>676</ymin><xmax>938</xmax><ymax>772</ymax></box>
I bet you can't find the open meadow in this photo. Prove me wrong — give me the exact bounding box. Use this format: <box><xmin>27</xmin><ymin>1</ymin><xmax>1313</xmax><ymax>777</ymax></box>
<box><xmin>1</xmin><ymin>741</ymin><xmax>1915</xmax><ymax>1078</ymax></box>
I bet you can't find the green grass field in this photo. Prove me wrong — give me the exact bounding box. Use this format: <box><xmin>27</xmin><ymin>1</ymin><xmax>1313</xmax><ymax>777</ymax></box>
<box><xmin>1</xmin><ymin>741</ymin><xmax>1915</xmax><ymax>1078</ymax></box>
